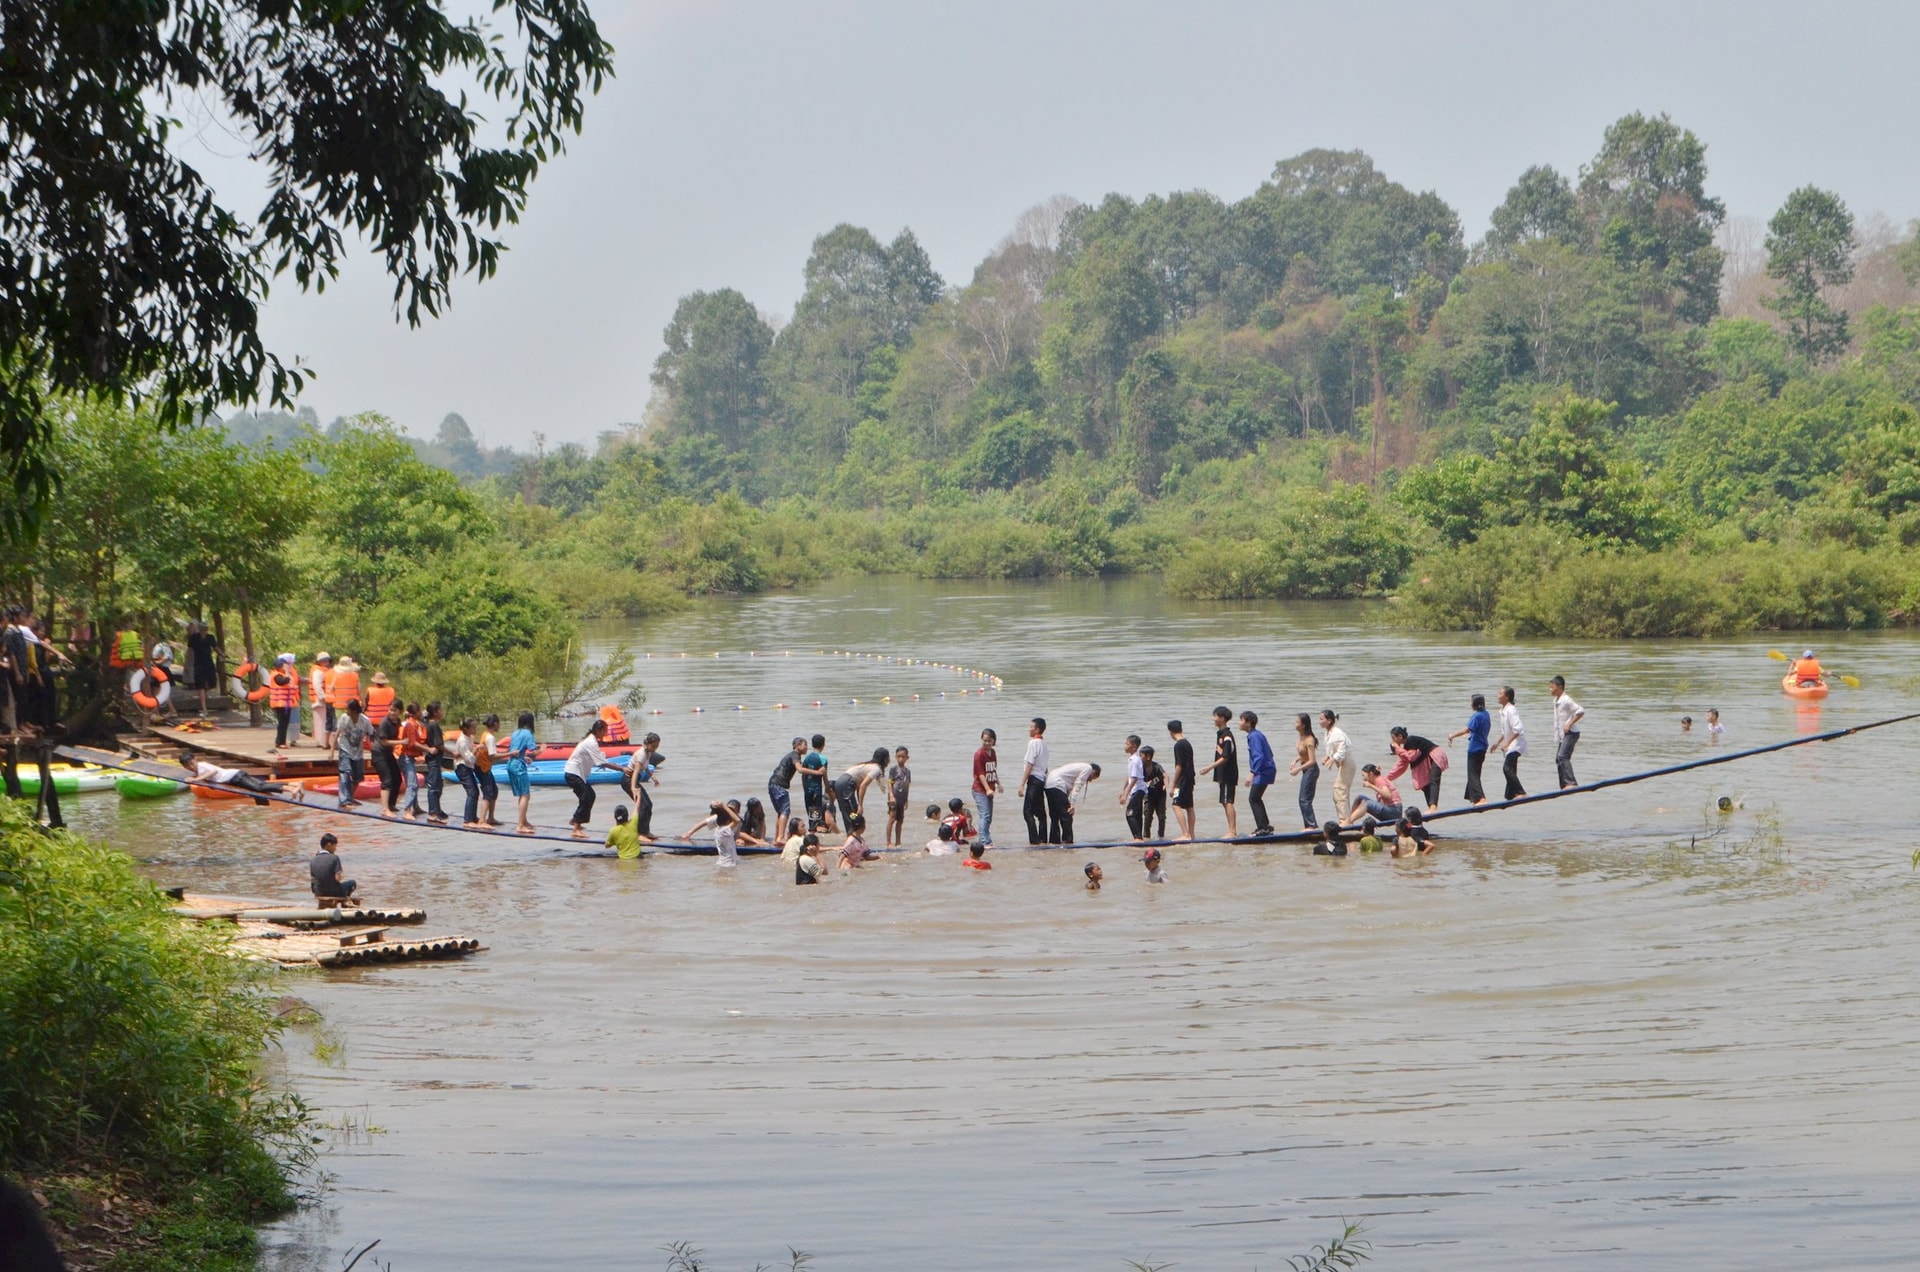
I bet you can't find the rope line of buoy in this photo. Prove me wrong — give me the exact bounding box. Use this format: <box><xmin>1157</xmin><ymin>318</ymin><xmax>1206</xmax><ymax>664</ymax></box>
<box><xmin>630</xmin><ymin>648</ymin><xmax>1005</xmax><ymax>716</ymax></box>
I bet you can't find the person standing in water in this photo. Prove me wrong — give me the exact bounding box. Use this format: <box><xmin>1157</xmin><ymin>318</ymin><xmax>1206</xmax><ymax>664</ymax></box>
<box><xmin>1494</xmin><ymin>686</ymin><xmax>1526</xmax><ymax>800</ymax></box>
<box><xmin>1549</xmin><ymin>675</ymin><xmax>1583</xmax><ymax>789</ymax></box>
<box><xmin>768</xmin><ymin>736</ymin><xmax>806</xmax><ymax>843</ymax></box>
<box><xmin>685</xmin><ymin>800</ymin><xmax>743</xmax><ymax>869</ymax></box>
<box><xmin>1167</xmin><ymin>720</ymin><xmax>1196</xmax><ymax>841</ymax></box>
<box><xmin>1019</xmin><ymin>718</ymin><xmax>1050</xmax><ymax>845</ymax></box>
<box><xmin>971</xmin><ymin>728</ymin><xmax>1001</xmax><ymax>850</ymax></box>
<box><xmin>800</xmin><ymin>734</ymin><xmax>832</xmax><ymax>833</ymax></box>
<box><xmin>1139</xmin><ymin>745</ymin><xmax>1167</xmax><ymax>839</ymax></box>
<box><xmin>1197</xmin><ymin>706</ymin><xmax>1239</xmax><ymax>838</ymax></box>
<box><xmin>1385</xmin><ymin>726</ymin><xmax>1444</xmax><ymax>813</ymax></box>
<box><xmin>1288</xmin><ymin>713</ymin><xmax>1319</xmax><ymax>830</ymax></box>
<box><xmin>886</xmin><ymin>746</ymin><xmax>911</xmax><ymax>847</ymax></box>
<box><xmin>1449</xmin><ymin>694</ymin><xmax>1492</xmax><ymax>805</ymax></box>
<box><xmin>833</xmin><ymin>748</ymin><xmax>889</xmax><ymax>826</ymax></box>
<box><xmin>1120</xmin><ymin>734</ymin><xmax>1146</xmax><ymax>841</ymax></box>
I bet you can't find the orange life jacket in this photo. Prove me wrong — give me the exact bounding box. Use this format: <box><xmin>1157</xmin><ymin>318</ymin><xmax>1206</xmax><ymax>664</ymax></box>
<box><xmin>329</xmin><ymin>667</ymin><xmax>361</xmax><ymax>708</ymax></box>
<box><xmin>598</xmin><ymin>704</ymin><xmax>630</xmax><ymax>743</ymax></box>
<box><xmin>364</xmin><ymin>683</ymin><xmax>396</xmax><ymax>724</ymax></box>
<box><xmin>309</xmin><ymin>665</ymin><xmax>333</xmax><ymax>706</ymax></box>
<box><xmin>1791</xmin><ymin>657</ymin><xmax>1823</xmax><ymax>683</ymax></box>
<box><xmin>268</xmin><ymin>668</ymin><xmax>301</xmax><ymax>709</ymax></box>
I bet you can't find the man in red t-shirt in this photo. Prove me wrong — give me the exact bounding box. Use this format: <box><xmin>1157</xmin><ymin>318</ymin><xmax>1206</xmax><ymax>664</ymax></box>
<box><xmin>971</xmin><ymin>727</ymin><xmax>1001</xmax><ymax>848</ymax></box>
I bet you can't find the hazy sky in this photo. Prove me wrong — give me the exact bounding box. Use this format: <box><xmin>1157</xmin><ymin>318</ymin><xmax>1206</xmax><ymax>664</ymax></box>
<box><xmin>190</xmin><ymin>0</ymin><xmax>1920</xmax><ymax>448</ymax></box>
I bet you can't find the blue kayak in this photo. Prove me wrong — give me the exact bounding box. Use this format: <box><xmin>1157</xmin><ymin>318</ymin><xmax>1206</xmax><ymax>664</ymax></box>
<box><xmin>514</xmin><ymin>756</ymin><xmax>631</xmax><ymax>786</ymax></box>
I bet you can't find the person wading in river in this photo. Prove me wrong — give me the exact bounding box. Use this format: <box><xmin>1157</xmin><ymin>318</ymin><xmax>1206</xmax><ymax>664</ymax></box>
<box><xmin>1549</xmin><ymin>675</ymin><xmax>1584</xmax><ymax>789</ymax></box>
<box><xmin>1019</xmin><ymin>717</ymin><xmax>1050</xmax><ymax>845</ymax></box>
<box><xmin>1494</xmin><ymin>686</ymin><xmax>1527</xmax><ymax>800</ymax></box>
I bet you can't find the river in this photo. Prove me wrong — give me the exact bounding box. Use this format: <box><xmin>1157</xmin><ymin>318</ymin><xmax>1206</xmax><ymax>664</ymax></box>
<box><xmin>63</xmin><ymin>576</ymin><xmax>1920</xmax><ymax>1269</ymax></box>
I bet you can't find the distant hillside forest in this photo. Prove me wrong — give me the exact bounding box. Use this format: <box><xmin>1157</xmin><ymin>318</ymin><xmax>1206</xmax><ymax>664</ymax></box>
<box><xmin>219</xmin><ymin>111</ymin><xmax>1920</xmax><ymax>639</ymax></box>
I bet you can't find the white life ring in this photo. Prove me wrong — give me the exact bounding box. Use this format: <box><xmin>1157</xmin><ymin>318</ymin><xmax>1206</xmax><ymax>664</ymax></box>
<box><xmin>128</xmin><ymin>667</ymin><xmax>173</xmax><ymax>709</ymax></box>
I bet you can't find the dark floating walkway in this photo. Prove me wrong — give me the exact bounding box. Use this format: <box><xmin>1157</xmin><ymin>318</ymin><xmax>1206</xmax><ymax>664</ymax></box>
<box><xmin>59</xmin><ymin>715</ymin><xmax>1917</xmax><ymax>857</ymax></box>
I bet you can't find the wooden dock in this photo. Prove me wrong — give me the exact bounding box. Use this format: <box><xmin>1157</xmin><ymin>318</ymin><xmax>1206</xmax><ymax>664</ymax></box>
<box><xmin>130</xmin><ymin>710</ymin><xmax>338</xmax><ymax>778</ymax></box>
<box><xmin>172</xmin><ymin>892</ymin><xmax>484</xmax><ymax>969</ymax></box>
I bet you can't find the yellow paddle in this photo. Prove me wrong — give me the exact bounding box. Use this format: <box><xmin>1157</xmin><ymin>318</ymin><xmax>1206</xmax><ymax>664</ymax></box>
<box><xmin>1767</xmin><ymin>649</ymin><xmax>1859</xmax><ymax>687</ymax></box>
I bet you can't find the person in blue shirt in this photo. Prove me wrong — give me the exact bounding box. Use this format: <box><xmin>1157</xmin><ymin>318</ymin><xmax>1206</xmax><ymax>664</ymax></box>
<box><xmin>799</xmin><ymin>733</ymin><xmax>832</xmax><ymax>832</ymax></box>
<box><xmin>505</xmin><ymin>712</ymin><xmax>541</xmax><ymax>834</ymax></box>
<box><xmin>1239</xmin><ymin>710</ymin><xmax>1277</xmax><ymax>837</ymax></box>
<box><xmin>1449</xmin><ymin>694</ymin><xmax>1493</xmax><ymax>805</ymax></box>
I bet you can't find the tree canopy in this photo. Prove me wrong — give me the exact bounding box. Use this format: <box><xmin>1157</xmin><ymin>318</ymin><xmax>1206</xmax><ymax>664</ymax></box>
<box><xmin>0</xmin><ymin>0</ymin><xmax>614</xmax><ymax>538</ymax></box>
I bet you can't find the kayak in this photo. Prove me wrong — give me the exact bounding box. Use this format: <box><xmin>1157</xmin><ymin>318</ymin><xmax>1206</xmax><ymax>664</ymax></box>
<box><xmin>116</xmin><ymin>774</ymin><xmax>186</xmax><ymax>799</ymax></box>
<box><xmin>514</xmin><ymin>757</ymin><xmax>632</xmax><ymax>786</ymax></box>
<box><xmin>494</xmin><ymin>741</ymin><xmax>643</xmax><ymax>762</ymax></box>
<box><xmin>1783</xmin><ymin>674</ymin><xmax>1829</xmax><ymax>700</ymax></box>
<box><xmin>302</xmin><ymin>776</ymin><xmax>386</xmax><ymax>800</ymax></box>
<box><xmin>13</xmin><ymin>766</ymin><xmax>119</xmax><ymax>796</ymax></box>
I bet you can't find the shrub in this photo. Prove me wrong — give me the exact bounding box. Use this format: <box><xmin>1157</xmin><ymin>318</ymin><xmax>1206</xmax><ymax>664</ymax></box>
<box><xmin>0</xmin><ymin>799</ymin><xmax>310</xmax><ymax>1256</ymax></box>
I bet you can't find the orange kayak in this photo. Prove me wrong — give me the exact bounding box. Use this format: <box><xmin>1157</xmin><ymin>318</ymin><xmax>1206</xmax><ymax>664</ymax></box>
<box><xmin>1782</xmin><ymin>674</ymin><xmax>1828</xmax><ymax>700</ymax></box>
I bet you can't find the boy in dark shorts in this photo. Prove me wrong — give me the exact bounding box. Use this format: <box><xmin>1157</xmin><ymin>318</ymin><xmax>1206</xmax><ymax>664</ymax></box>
<box><xmin>799</xmin><ymin>734</ymin><xmax>832</xmax><ymax>832</ymax></box>
<box><xmin>768</xmin><ymin>736</ymin><xmax>806</xmax><ymax>841</ymax></box>
<box><xmin>1167</xmin><ymin>721</ymin><xmax>1196</xmax><ymax>841</ymax></box>
<box><xmin>1197</xmin><ymin>706</ymin><xmax>1239</xmax><ymax>838</ymax></box>
<box><xmin>886</xmin><ymin>746</ymin><xmax>911</xmax><ymax>846</ymax></box>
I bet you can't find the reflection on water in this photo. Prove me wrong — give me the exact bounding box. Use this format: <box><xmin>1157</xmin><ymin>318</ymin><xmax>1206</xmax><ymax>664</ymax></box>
<box><xmin>63</xmin><ymin>577</ymin><xmax>1920</xmax><ymax>1268</ymax></box>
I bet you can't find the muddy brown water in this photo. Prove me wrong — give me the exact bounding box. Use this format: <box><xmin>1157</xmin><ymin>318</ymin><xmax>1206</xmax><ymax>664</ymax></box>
<box><xmin>64</xmin><ymin>578</ymin><xmax>1920</xmax><ymax>1269</ymax></box>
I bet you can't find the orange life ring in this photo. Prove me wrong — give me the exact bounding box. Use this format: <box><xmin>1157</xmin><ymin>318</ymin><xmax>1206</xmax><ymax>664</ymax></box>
<box><xmin>127</xmin><ymin>667</ymin><xmax>173</xmax><ymax>710</ymax></box>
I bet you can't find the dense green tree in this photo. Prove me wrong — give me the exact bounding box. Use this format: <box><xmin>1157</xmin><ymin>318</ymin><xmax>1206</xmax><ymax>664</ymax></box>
<box><xmin>0</xmin><ymin>0</ymin><xmax>613</xmax><ymax>539</ymax></box>
<box><xmin>1764</xmin><ymin>186</ymin><xmax>1856</xmax><ymax>363</ymax></box>
<box><xmin>1485</xmin><ymin>165</ymin><xmax>1579</xmax><ymax>254</ymax></box>
<box><xmin>1700</xmin><ymin>317</ymin><xmax>1792</xmax><ymax>391</ymax></box>
<box><xmin>362</xmin><ymin>559</ymin><xmax>566</xmax><ymax>665</ymax></box>
<box><xmin>305</xmin><ymin>418</ymin><xmax>484</xmax><ymax>603</ymax></box>
<box><xmin>1576</xmin><ymin>112</ymin><xmax>1726</xmax><ymax>323</ymax></box>
<box><xmin>434</xmin><ymin>414</ymin><xmax>485</xmax><ymax>478</ymax></box>
<box><xmin>1250</xmin><ymin>149</ymin><xmax>1465</xmax><ymax>296</ymax></box>
<box><xmin>650</xmin><ymin>289</ymin><xmax>775</xmax><ymax>456</ymax></box>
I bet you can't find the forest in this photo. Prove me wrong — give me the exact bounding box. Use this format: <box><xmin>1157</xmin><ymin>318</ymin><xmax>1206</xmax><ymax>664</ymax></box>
<box><xmin>20</xmin><ymin>111</ymin><xmax>1920</xmax><ymax>724</ymax></box>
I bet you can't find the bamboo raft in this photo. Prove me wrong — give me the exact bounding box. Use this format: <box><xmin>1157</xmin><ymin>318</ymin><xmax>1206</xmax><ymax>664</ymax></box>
<box><xmin>171</xmin><ymin>891</ymin><xmax>484</xmax><ymax>968</ymax></box>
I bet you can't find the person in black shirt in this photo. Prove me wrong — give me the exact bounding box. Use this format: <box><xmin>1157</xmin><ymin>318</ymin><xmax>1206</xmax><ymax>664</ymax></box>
<box><xmin>1167</xmin><ymin>720</ymin><xmax>1196</xmax><ymax>841</ymax></box>
<box><xmin>374</xmin><ymin>711</ymin><xmax>403</xmax><ymax>814</ymax></box>
<box><xmin>1139</xmin><ymin>744</ymin><xmax>1167</xmax><ymax>839</ymax></box>
<box><xmin>1198</xmin><ymin>705</ymin><xmax>1239</xmax><ymax>838</ymax></box>
<box><xmin>310</xmin><ymin>833</ymin><xmax>356</xmax><ymax>899</ymax></box>
<box><xmin>422</xmin><ymin>702</ymin><xmax>449</xmax><ymax>823</ymax></box>
<box><xmin>768</xmin><ymin>735</ymin><xmax>806</xmax><ymax>842</ymax></box>
<box><xmin>185</xmin><ymin>620</ymin><xmax>220</xmax><ymax>716</ymax></box>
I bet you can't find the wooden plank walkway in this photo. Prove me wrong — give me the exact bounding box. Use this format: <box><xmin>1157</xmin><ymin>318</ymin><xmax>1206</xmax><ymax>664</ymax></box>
<box><xmin>133</xmin><ymin>710</ymin><xmax>337</xmax><ymax>777</ymax></box>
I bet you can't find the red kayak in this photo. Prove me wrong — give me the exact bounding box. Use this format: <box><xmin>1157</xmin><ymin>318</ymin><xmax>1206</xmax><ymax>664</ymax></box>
<box><xmin>493</xmin><ymin>740</ymin><xmax>642</xmax><ymax>762</ymax></box>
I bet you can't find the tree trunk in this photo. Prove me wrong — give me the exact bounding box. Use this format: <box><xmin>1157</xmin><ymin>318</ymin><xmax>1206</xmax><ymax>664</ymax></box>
<box><xmin>239</xmin><ymin>590</ymin><xmax>261</xmax><ymax>727</ymax></box>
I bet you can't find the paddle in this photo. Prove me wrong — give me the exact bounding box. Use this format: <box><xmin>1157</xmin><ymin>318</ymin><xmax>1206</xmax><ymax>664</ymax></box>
<box><xmin>1767</xmin><ymin>649</ymin><xmax>1860</xmax><ymax>688</ymax></box>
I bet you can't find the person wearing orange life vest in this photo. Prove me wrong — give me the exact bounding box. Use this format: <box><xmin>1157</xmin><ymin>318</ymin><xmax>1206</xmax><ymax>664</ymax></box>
<box><xmin>267</xmin><ymin>653</ymin><xmax>302</xmax><ymax>750</ymax></box>
<box><xmin>328</xmin><ymin>657</ymin><xmax>362</xmax><ymax>714</ymax></box>
<box><xmin>1789</xmin><ymin>649</ymin><xmax>1825</xmax><ymax>687</ymax></box>
<box><xmin>308</xmin><ymin>652</ymin><xmax>336</xmax><ymax>753</ymax></box>
<box><xmin>363</xmin><ymin>672</ymin><xmax>396</xmax><ymax>727</ymax></box>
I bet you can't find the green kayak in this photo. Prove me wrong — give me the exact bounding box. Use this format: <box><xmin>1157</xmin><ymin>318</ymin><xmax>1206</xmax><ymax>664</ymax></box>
<box><xmin>13</xmin><ymin>766</ymin><xmax>120</xmax><ymax>796</ymax></box>
<box><xmin>116</xmin><ymin>774</ymin><xmax>186</xmax><ymax>799</ymax></box>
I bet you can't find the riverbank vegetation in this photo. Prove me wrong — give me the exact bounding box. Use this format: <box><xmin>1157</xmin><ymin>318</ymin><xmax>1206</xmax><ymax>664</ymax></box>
<box><xmin>230</xmin><ymin>111</ymin><xmax>1920</xmax><ymax>639</ymax></box>
<box><xmin>14</xmin><ymin>112</ymin><xmax>1920</xmax><ymax>685</ymax></box>
<box><xmin>0</xmin><ymin>799</ymin><xmax>314</xmax><ymax>1269</ymax></box>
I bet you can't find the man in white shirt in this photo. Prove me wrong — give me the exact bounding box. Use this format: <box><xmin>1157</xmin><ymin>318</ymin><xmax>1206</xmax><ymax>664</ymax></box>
<box><xmin>1319</xmin><ymin>710</ymin><xmax>1355</xmax><ymax>816</ymax></box>
<box><xmin>1548</xmin><ymin>675</ymin><xmax>1583</xmax><ymax>790</ymax></box>
<box><xmin>1494</xmin><ymin>685</ymin><xmax>1527</xmax><ymax>799</ymax></box>
<box><xmin>1119</xmin><ymin>734</ymin><xmax>1146</xmax><ymax>840</ymax></box>
<box><xmin>1044</xmin><ymin>761</ymin><xmax>1100</xmax><ymax>845</ymax></box>
<box><xmin>178</xmin><ymin>752</ymin><xmax>301</xmax><ymax>806</ymax></box>
<box><xmin>1018</xmin><ymin>717</ymin><xmax>1050</xmax><ymax>845</ymax></box>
